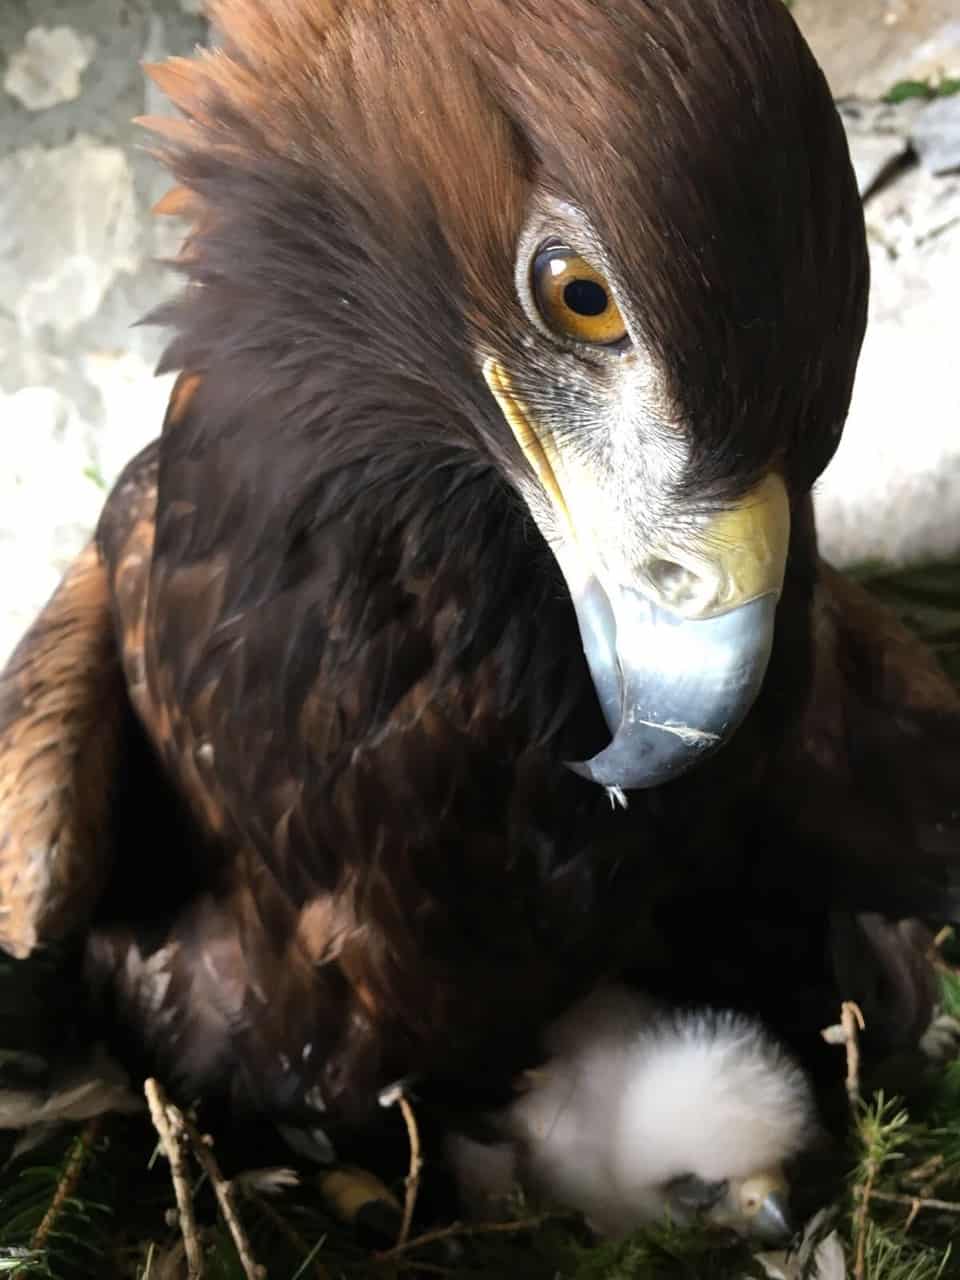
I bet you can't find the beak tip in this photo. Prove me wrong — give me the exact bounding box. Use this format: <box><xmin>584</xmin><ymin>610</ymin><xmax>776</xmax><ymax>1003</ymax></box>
<box><xmin>568</xmin><ymin>592</ymin><xmax>779</xmax><ymax>791</ymax></box>
<box><xmin>749</xmin><ymin>1192</ymin><xmax>794</xmax><ymax>1246</ymax></box>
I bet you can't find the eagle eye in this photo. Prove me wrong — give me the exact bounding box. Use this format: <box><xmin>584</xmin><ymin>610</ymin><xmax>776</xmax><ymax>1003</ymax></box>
<box><xmin>531</xmin><ymin>242</ymin><xmax>629</xmax><ymax>348</ymax></box>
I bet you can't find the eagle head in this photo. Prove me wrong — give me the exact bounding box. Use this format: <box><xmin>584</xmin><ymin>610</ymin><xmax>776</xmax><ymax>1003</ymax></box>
<box><xmin>144</xmin><ymin>0</ymin><xmax>867</xmax><ymax>790</ymax></box>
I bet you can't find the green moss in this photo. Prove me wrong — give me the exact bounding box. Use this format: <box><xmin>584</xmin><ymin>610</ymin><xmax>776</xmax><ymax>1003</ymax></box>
<box><xmin>883</xmin><ymin>78</ymin><xmax>960</xmax><ymax>103</ymax></box>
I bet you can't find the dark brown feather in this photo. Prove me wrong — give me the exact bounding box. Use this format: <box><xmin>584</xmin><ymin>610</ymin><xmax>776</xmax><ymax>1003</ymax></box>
<box><xmin>0</xmin><ymin>0</ymin><xmax>951</xmax><ymax>1162</ymax></box>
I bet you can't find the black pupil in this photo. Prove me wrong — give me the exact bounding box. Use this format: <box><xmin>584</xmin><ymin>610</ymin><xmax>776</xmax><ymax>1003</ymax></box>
<box><xmin>563</xmin><ymin>278</ymin><xmax>608</xmax><ymax>317</ymax></box>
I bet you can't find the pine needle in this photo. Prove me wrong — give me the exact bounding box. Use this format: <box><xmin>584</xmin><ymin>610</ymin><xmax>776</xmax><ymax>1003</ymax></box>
<box><xmin>29</xmin><ymin>1120</ymin><xmax>102</xmax><ymax>1253</ymax></box>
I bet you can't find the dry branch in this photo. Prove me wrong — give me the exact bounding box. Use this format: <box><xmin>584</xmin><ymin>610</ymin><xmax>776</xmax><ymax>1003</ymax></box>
<box><xmin>856</xmin><ymin>1186</ymin><xmax>960</xmax><ymax>1217</ymax></box>
<box><xmin>379</xmin><ymin>1081</ymin><xmax>423</xmax><ymax>1248</ymax></box>
<box><xmin>375</xmin><ymin>1212</ymin><xmax>554</xmax><ymax>1262</ymax></box>
<box><xmin>821</xmin><ymin>1000</ymin><xmax>865</xmax><ymax>1107</ymax></box>
<box><xmin>174</xmin><ymin>1105</ymin><xmax>266</xmax><ymax>1280</ymax></box>
<box><xmin>145</xmin><ymin>1077</ymin><xmax>267</xmax><ymax>1280</ymax></box>
<box><xmin>244</xmin><ymin>1189</ymin><xmax>331</xmax><ymax>1280</ymax></box>
<box><xmin>145</xmin><ymin>1079</ymin><xmax>204</xmax><ymax>1280</ymax></box>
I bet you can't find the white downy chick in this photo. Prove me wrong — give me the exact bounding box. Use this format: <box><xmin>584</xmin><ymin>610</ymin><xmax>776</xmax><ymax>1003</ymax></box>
<box><xmin>448</xmin><ymin>984</ymin><xmax>819</xmax><ymax>1243</ymax></box>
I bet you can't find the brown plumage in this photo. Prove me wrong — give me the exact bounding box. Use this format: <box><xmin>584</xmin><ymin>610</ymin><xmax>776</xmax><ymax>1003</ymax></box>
<box><xmin>1</xmin><ymin>0</ymin><xmax>958</xmax><ymax>1171</ymax></box>
<box><xmin>0</xmin><ymin>544</ymin><xmax>122</xmax><ymax>959</ymax></box>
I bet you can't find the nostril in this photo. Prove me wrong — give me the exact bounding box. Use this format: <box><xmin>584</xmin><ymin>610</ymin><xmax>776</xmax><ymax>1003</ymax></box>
<box><xmin>646</xmin><ymin>557</ymin><xmax>710</xmax><ymax>611</ymax></box>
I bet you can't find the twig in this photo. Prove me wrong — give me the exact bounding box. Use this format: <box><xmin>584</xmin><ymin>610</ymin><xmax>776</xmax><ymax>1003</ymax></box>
<box><xmin>289</xmin><ymin>1237</ymin><xmax>332</xmax><ymax>1280</ymax></box>
<box><xmin>854</xmin><ymin>1152</ymin><xmax>877</xmax><ymax>1280</ymax></box>
<box><xmin>145</xmin><ymin>1079</ymin><xmax>204</xmax><ymax>1280</ymax></box>
<box><xmin>821</xmin><ymin>1001</ymin><xmax>865</xmax><ymax>1107</ymax></box>
<box><xmin>903</xmin><ymin>1154</ymin><xmax>945</xmax><ymax>1186</ymax></box>
<box><xmin>379</xmin><ymin>1081</ymin><xmax>423</xmax><ymax>1248</ymax></box>
<box><xmin>932</xmin><ymin>926</ymin><xmax>954</xmax><ymax>954</ymax></box>
<box><xmin>899</xmin><ymin>1153</ymin><xmax>958</xmax><ymax>1205</ymax></box>
<box><xmin>856</xmin><ymin>1186</ymin><xmax>960</xmax><ymax>1217</ymax></box>
<box><xmin>822</xmin><ymin>1004</ymin><xmax>867</xmax><ymax>1278</ymax></box>
<box><xmin>244</xmin><ymin>1189</ymin><xmax>330</xmax><ymax>1280</ymax></box>
<box><xmin>375</xmin><ymin>1213</ymin><xmax>554</xmax><ymax>1262</ymax></box>
<box><xmin>30</xmin><ymin>1116</ymin><xmax>102</xmax><ymax>1251</ymax></box>
<box><xmin>393</xmin><ymin>1261</ymin><xmax>459</xmax><ymax>1275</ymax></box>
<box><xmin>173</xmin><ymin>1105</ymin><xmax>267</xmax><ymax>1280</ymax></box>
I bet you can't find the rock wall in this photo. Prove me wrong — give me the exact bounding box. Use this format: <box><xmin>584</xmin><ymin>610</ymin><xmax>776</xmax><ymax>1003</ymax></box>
<box><xmin>0</xmin><ymin>1</ymin><xmax>204</xmax><ymax>661</ymax></box>
<box><xmin>0</xmin><ymin>0</ymin><xmax>958</xmax><ymax>663</ymax></box>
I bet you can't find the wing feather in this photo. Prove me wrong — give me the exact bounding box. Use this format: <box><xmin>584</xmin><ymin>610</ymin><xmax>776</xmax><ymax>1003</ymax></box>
<box><xmin>0</xmin><ymin>544</ymin><xmax>124</xmax><ymax>957</ymax></box>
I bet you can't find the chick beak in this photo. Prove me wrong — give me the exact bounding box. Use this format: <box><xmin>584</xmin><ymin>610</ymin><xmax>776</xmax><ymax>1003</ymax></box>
<box><xmin>749</xmin><ymin>1190</ymin><xmax>793</xmax><ymax>1245</ymax></box>
<box><xmin>483</xmin><ymin>359</ymin><xmax>790</xmax><ymax>791</ymax></box>
<box><xmin>730</xmin><ymin>1171</ymin><xmax>794</xmax><ymax>1245</ymax></box>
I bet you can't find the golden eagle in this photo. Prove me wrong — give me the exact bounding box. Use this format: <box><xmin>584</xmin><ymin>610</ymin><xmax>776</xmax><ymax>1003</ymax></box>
<box><xmin>2</xmin><ymin>0</ymin><xmax>959</xmax><ymax>1175</ymax></box>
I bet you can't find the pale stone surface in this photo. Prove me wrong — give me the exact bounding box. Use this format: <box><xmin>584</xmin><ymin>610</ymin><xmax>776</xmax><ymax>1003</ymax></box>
<box><xmin>773</xmin><ymin>4</ymin><xmax>960</xmax><ymax>569</ymax></box>
<box><xmin>813</xmin><ymin>169</ymin><xmax>960</xmax><ymax>568</ymax></box>
<box><xmin>81</xmin><ymin>352</ymin><xmax>174</xmax><ymax>483</ymax></box>
<box><xmin>0</xmin><ymin>0</ymin><xmax>205</xmax><ymax>665</ymax></box>
<box><xmin>911</xmin><ymin>92</ymin><xmax>960</xmax><ymax>173</ymax></box>
<box><xmin>0</xmin><ymin>388</ymin><xmax>105</xmax><ymax>662</ymax></box>
<box><xmin>0</xmin><ymin>136</ymin><xmax>139</xmax><ymax>338</ymax></box>
<box><xmin>837</xmin><ymin>97</ymin><xmax>922</xmax><ymax>196</ymax></box>
<box><xmin>3</xmin><ymin>25</ymin><xmax>97</xmax><ymax>111</ymax></box>
<box><xmin>793</xmin><ymin>0</ymin><xmax>960</xmax><ymax>98</ymax></box>
<box><xmin>0</xmin><ymin>366</ymin><xmax>168</xmax><ymax>663</ymax></box>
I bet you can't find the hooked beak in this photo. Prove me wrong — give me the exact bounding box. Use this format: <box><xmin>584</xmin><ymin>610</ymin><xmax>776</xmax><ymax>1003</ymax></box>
<box><xmin>747</xmin><ymin>1188</ymin><xmax>794</xmax><ymax>1245</ymax></box>
<box><xmin>724</xmin><ymin>1171</ymin><xmax>794</xmax><ymax>1245</ymax></box>
<box><xmin>483</xmin><ymin>359</ymin><xmax>790</xmax><ymax>791</ymax></box>
<box><xmin>666</xmin><ymin>1169</ymin><xmax>795</xmax><ymax>1244</ymax></box>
